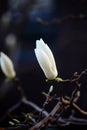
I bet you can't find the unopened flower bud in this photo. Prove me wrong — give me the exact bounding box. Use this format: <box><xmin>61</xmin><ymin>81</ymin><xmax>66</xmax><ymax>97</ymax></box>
<box><xmin>34</xmin><ymin>38</ymin><xmax>58</xmax><ymax>80</ymax></box>
<box><xmin>49</xmin><ymin>85</ymin><xmax>53</xmax><ymax>93</ymax></box>
<box><xmin>0</xmin><ymin>52</ymin><xmax>16</xmax><ymax>79</ymax></box>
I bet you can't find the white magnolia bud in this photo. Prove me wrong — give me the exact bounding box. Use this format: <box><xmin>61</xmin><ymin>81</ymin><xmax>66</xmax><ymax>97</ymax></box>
<box><xmin>49</xmin><ymin>85</ymin><xmax>53</xmax><ymax>93</ymax></box>
<box><xmin>34</xmin><ymin>38</ymin><xmax>58</xmax><ymax>79</ymax></box>
<box><xmin>0</xmin><ymin>52</ymin><xmax>16</xmax><ymax>79</ymax></box>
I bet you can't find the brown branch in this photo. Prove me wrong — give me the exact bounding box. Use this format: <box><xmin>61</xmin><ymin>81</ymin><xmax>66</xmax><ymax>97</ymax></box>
<box><xmin>62</xmin><ymin>97</ymin><xmax>87</xmax><ymax>116</ymax></box>
<box><xmin>14</xmin><ymin>78</ymin><xmax>49</xmax><ymax>117</ymax></box>
<box><xmin>29</xmin><ymin>102</ymin><xmax>63</xmax><ymax>130</ymax></box>
<box><xmin>52</xmin><ymin>69</ymin><xmax>87</xmax><ymax>84</ymax></box>
<box><xmin>58</xmin><ymin>116</ymin><xmax>87</xmax><ymax>126</ymax></box>
<box><xmin>1</xmin><ymin>69</ymin><xmax>87</xmax><ymax>130</ymax></box>
<box><xmin>29</xmin><ymin>97</ymin><xmax>87</xmax><ymax>130</ymax></box>
<box><xmin>36</xmin><ymin>14</ymin><xmax>87</xmax><ymax>26</ymax></box>
<box><xmin>73</xmin><ymin>103</ymin><xmax>87</xmax><ymax>116</ymax></box>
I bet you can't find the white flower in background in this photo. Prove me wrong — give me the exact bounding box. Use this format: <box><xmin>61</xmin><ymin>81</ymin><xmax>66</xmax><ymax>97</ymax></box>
<box><xmin>34</xmin><ymin>38</ymin><xmax>58</xmax><ymax>80</ymax></box>
<box><xmin>1</xmin><ymin>11</ymin><xmax>11</xmax><ymax>26</ymax></box>
<box><xmin>5</xmin><ymin>33</ymin><xmax>17</xmax><ymax>50</ymax></box>
<box><xmin>0</xmin><ymin>52</ymin><xmax>16</xmax><ymax>79</ymax></box>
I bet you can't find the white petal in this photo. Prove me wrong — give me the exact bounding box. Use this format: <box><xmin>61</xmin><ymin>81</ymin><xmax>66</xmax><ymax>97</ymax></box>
<box><xmin>36</xmin><ymin>38</ymin><xmax>58</xmax><ymax>77</ymax></box>
<box><xmin>34</xmin><ymin>48</ymin><xmax>56</xmax><ymax>79</ymax></box>
<box><xmin>37</xmin><ymin>39</ymin><xmax>57</xmax><ymax>68</ymax></box>
<box><xmin>36</xmin><ymin>38</ymin><xmax>47</xmax><ymax>51</ymax></box>
<box><xmin>0</xmin><ymin>52</ymin><xmax>16</xmax><ymax>79</ymax></box>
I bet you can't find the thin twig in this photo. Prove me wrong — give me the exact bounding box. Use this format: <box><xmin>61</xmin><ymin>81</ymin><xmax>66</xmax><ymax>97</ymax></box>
<box><xmin>63</xmin><ymin>69</ymin><xmax>87</xmax><ymax>83</ymax></box>
<box><xmin>37</xmin><ymin>14</ymin><xmax>87</xmax><ymax>26</ymax></box>
<box><xmin>58</xmin><ymin>116</ymin><xmax>87</xmax><ymax>126</ymax></box>
<box><xmin>22</xmin><ymin>97</ymin><xmax>49</xmax><ymax>117</ymax></box>
<box><xmin>14</xmin><ymin>78</ymin><xmax>49</xmax><ymax>117</ymax></box>
<box><xmin>73</xmin><ymin>103</ymin><xmax>87</xmax><ymax>116</ymax></box>
<box><xmin>0</xmin><ymin>101</ymin><xmax>21</xmax><ymax>122</ymax></box>
<box><xmin>61</xmin><ymin>97</ymin><xmax>87</xmax><ymax>116</ymax></box>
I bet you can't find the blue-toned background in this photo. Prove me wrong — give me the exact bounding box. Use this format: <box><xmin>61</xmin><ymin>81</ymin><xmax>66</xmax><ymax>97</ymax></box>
<box><xmin>0</xmin><ymin>0</ymin><xmax>87</xmax><ymax>128</ymax></box>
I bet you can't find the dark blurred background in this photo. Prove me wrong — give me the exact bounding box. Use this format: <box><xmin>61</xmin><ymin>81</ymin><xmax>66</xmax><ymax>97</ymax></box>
<box><xmin>0</xmin><ymin>0</ymin><xmax>87</xmax><ymax>128</ymax></box>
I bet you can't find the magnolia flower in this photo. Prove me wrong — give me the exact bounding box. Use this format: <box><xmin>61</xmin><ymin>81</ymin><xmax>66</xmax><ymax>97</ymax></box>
<box><xmin>0</xmin><ymin>52</ymin><xmax>16</xmax><ymax>79</ymax></box>
<box><xmin>34</xmin><ymin>38</ymin><xmax>58</xmax><ymax>80</ymax></box>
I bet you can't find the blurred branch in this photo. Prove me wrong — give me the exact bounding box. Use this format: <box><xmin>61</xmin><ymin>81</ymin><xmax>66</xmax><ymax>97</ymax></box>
<box><xmin>58</xmin><ymin>116</ymin><xmax>87</xmax><ymax>126</ymax></box>
<box><xmin>22</xmin><ymin>97</ymin><xmax>49</xmax><ymax>117</ymax></box>
<box><xmin>36</xmin><ymin>14</ymin><xmax>87</xmax><ymax>26</ymax></box>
